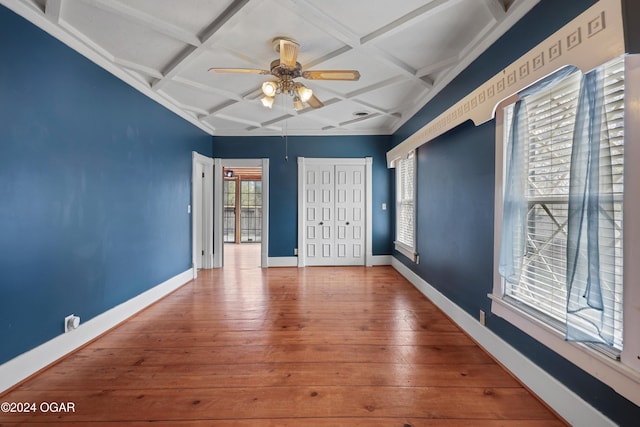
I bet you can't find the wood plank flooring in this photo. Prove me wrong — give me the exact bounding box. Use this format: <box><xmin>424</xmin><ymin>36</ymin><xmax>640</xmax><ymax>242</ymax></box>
<box><xmin>0</xmin><ymin>244</ymin><xmax>565</xmax><ymax>426</ymax></box>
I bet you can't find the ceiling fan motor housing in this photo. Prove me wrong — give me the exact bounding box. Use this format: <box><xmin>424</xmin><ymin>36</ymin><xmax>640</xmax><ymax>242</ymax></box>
<box><xmin>270</xmin><ymin>59</ymin><xmax>302</xmax><ymax>77</ymax></box>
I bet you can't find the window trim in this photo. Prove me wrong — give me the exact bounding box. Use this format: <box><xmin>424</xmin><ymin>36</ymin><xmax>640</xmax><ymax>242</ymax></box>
<box><xmin>490</xmin><ymin>57</ymin><xmax>640</xmax><ymax>406</ymax></box>
<box><xmin>394</xmin><ymin>153</ymin><xmax>417</xmax><ymax>263</ymax></box>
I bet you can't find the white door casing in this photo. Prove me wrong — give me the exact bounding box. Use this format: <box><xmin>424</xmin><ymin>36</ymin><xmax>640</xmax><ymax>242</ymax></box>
<box><xmin>192</xmin><ymin>152</ymin><xmax>214</xmax><ymax>277</ymax></box>
<box><xmin>194</xmin><ymin>161</ymin><xmax>204</xmax><ymax>269</ymax></box>
<box><xmin>298</xmin><ymin>157</ymin><xmax>372</xmax><ymax>267</ymax></box>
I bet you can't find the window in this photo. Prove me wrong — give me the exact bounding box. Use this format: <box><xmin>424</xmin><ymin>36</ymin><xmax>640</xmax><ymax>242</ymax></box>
<box><xmin>395</xmin><ymin>152</ymin><xmax>416</xmax><ymax>261</ymax></box>
<box><xmin>223</xmin><ymin>179</ymin><xmax>236</xmax><ymax>243</ymax></box>
<box><xmin>492</xmin><ymin>55</ymin><xmax>640</xmax><ymax>399</ymax></box>
<box><xmin>502</xmin><ymin>58</ymin><xmax>624</xmax><ymax>350</ymax></box>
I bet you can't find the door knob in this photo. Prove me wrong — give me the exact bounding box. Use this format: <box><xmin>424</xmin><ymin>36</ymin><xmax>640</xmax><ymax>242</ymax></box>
<box><xmin>319</xmin><ymin>222</ymin><xmax>324</xmax><ymax>225</ymax></box>
<box><xmin>346</xmin><ymin>222</ymin><xmax>350</xmax><ymax>225</ymax></box>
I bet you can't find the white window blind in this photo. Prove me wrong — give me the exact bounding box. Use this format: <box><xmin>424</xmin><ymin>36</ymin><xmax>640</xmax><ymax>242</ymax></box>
<box><xmin>503</xmin><ymin>57</ymin><xmax>625</xmax><ymax>351</ymax></box>
<box><xmin>396</xmin><ymin>154</ymin><xmax>415</xmax><ymax>251</ymax></box>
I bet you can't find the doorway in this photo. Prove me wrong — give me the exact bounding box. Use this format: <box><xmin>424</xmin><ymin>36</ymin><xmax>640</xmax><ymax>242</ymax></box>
<box><xmin>213</xmin><ymin>158</ymin><xmax>269</xmax><ymax>268</ymax></box>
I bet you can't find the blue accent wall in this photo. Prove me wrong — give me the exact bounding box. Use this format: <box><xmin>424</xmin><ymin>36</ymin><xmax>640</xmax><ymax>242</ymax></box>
<box><xmin>0</xmin><ymin>6</ymin><xmax>212</xmax><ymax>364</ymax></box>
<box><xmin>212</xmin><ymin>135</ymin><xmax>393</xmax><ymax>257</ymax></box>
<box><xmin>390</xmin><ymin>0</ymin><xmax>639</xmax><ymax>424</ymax></box>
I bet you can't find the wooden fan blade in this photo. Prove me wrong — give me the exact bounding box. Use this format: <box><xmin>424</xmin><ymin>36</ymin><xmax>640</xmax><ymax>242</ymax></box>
<box><xmin>208</xmin><ymin>68</ymin><xmax>270</xmax><ymax>75</ymax></box>
<box><xmin>280</xmin><ymin>39</ymin><xmax>299</xmax><ymax>68</ymax></box>
<box><xmin>306</xmin><ymin>94</ymin><xmax>324</xmax><ymax>109</ymax></box>
<box><xmin>302</xmin><ymin>70</ymin><xmax>360</xmax><ymax>81</ymax></box>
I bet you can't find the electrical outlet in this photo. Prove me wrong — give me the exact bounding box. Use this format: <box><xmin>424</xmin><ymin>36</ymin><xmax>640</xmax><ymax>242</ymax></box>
<box><xmin>294</xmin><ymin>248</ymin><xmax>298</xmax><ymax>256</ymax></box>
<box><xmin>479</xmin><ymin>310</ymin><xmax>486</xmax><ymax>326</ymax></box>
<box><xmin>65</xmin><ymin>314</ymin><xmax>80</xmax><ymax>332</ymax></box>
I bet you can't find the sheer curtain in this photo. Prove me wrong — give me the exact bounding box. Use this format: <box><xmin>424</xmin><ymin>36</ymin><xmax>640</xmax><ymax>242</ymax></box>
<box><xmin>498</xmin><ymin>99</ymin><xmax>528</xmax><ymax>285</ymax></box>
<box><xmin>566</xmin><ymin>67</ymin><xmax>616</xmax><ymax>345</ymax></box>
<box><xmin>499</xmin><ymin>66</ymin><xmax>579</xmax><ymax>286</ymax></box>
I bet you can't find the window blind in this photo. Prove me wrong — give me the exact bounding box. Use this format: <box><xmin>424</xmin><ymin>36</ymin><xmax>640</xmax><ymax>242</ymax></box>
<box><xmin>396</xmin><ymin>155</ymin><xmax>415</xmax><ymax>248</ymax></box>
<box><xmin>503</xmin><ymin>57</ymin><xmax>625</xmax><ymax>350</ymax></box>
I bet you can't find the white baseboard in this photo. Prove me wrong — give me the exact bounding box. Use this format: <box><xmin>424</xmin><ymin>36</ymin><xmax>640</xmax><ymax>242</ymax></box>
<box><xmin>267</xmin><ymin>256</ymin><xmax>391</xmax><ymax>267</ymax></box>
<box><xmin>390</xmin><ymin>258</ymin><xmax>615</xmax><ymax>427</ymax></box>
<box><xmin>0</xmin><ymin>268</ymin><xmax>193</xmax><ymax>394</ymax></box>
<box><xmin>370</xmin><ymin>255</ymin><xmax>392</xmax><ymax>265</ymax></box>
<box><xmin>267</xmin><ymin>256</ymin><xmax>298</xmax><ymax>267</ymax></box>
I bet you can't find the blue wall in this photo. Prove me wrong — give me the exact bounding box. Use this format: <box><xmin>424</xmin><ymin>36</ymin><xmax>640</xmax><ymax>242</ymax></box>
<box><xmin>212</xmin><ymin>135</ymin><xmax>393</xmax><ymax>257</ymax></box>
<box><xmin>391</xmin><ymin>0</ymin><xmax>639</xmax><ymax>424</ymax></box>
<box><xmin>0</xmin><ymin>6</ymin><xmax>212</xmax><ymax>364</ymax></box>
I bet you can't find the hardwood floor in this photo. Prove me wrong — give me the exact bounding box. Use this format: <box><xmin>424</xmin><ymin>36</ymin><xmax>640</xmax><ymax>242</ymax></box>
<box><xmin>0</xmin><ymin>244</ymin><xmax>565</xmax><ymax>426</ymax></box>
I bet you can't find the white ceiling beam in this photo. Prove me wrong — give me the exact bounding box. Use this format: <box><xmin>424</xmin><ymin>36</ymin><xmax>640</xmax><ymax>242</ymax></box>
<box><xmin>421</xmin><ymin>75</ymin><xmax>435</xmax><ymax>88</ymax></box>
<box><xmin>303</xmin><ymin>45</ymin><xmax>353</xmax><ymax>70</ymax></box>
<box><xmin>344</xmin><ymin>76</ymin><xmax>406</xmax><ymax>99</ymax></box>
<box><xmin>349</xmin><ymin>99</ymin><xmax>392</xmax><ymax>116</ymax></box>
<box><xmin>113</xmin><ymin>57</ymin><xmax>163</xmax><ymax>79</ymax></box>
<box><xmin>157</xmin><ymin>45</ymin><xmax>199</xmax><ymax>80</ymax></box>
<box><xmin>483</xmin><ymin>0</ymin><xmax>508</xmax><ymax>22</ymax></box>
<box><xmin>217</xmin><ymin>45</ymin><xmax>271</xmax><ymax>70</ymax></box>
<box><xmin>157</xmin><ymin>91</ymin><xmax>210</xmax><ymax>116</ymax></box>
<box><xmin>198</xmin><ymin>0</ymin><xmax>254</xmax><ymax>42</ymax></box>
<box><xmin>207</xmin><ymin>100</ymin><xmax>240</xmax><ymax>115</ymax></box>
<box><xmin>416</xmin><ymin>55</ymin><xmax>459</xmax><ymax>79</ymax></box>
<box><xmin>212</xmin><ymin>114</ymin><xmax>263</xmax><ymax>128</ymax></box>
<box><xmin>360</xmin><ymin>46</ymin><xmax>431</xmax><ymax>90</ymax></box>
<box><xmin>45</xmin><ymin>0</ymin><xmax>63</xmax><ymax>23</ymax></box>
<box><xmin>274</xmin><ymin>0</ymin><xmax>360</xmax><ymax>47</ymax></box>
<box><xmin>261</xmin><ymin>114</ymin><xmax>295</xmax><ymax>128</ymax></box>
<box><xmin>339</xmin><ymin>112</ymin><xmax>381</xmax><ymax>127</ymax></box>
<box><xmin>171</xmin><ymin>76</ymin><xmax>245</xmax><ymax>102</ymax></box>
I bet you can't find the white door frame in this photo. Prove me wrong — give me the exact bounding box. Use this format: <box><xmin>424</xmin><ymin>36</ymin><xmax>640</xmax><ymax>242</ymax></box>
<box><xmin>213</xmin><ymin>158</ymin><xmax>269</xmax><ymax>268</ymax></box>
<box><xmin>192</xmin><ymin>152</ymin><xmax>214</xmax><ymax>278</ymax></box>
<box><xmin>297</xmin><ymin>157</ymin><xmax>373</xmax><ymax>267</ymax></box>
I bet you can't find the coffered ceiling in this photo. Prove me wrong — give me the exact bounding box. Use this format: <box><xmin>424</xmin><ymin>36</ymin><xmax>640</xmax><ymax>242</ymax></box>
<box><xmin>3</xmin><ymin>0</ymin><xmax>539</xmax><ymax>136</ymax></box>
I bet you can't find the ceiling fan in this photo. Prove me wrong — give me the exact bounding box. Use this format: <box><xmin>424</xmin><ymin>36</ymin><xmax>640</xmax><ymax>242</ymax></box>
<box><xmin>208</xmin><ymin>37</ymin><xmax>360</xmax><ymax>111</ymax></box>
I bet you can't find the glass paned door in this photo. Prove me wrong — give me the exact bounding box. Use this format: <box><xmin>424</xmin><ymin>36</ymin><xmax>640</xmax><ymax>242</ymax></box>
<box><xmin>240</xmin><ymin>180</ymin><xmax>262</xmax><ymax>243</ymax></box>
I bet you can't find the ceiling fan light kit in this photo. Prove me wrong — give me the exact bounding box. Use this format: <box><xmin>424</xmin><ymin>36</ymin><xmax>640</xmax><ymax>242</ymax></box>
<box><xmin>261</xmin><ymin>81</ymin><xmax>278</xmax><ymax>97</ymax></box>
<box><xmin>209</xmin><ymin>37</ymin><xmax>360</xmax><ymax>112</ymax></box>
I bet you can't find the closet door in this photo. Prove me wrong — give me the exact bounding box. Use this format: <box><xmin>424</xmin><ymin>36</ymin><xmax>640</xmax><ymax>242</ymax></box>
<box><xmin>304</xmin><ymin>163</ymin><xmax>335</xmax><ymax>265</ymax></box>
<box><xmin>334</xmin><ymin>165</ymin><xmax>365</xmax><ymax>265</ymax></box>
<box><xmin>303</xmin><ymin>162</ymin><xmax>365</xmax><ymax>266</ymax></box>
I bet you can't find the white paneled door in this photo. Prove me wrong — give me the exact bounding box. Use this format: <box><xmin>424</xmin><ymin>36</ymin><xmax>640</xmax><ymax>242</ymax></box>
<box><xmin>302</xmin><ymin>161</ymin><xmax>366</xmax><ymax>266</ymax></box>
